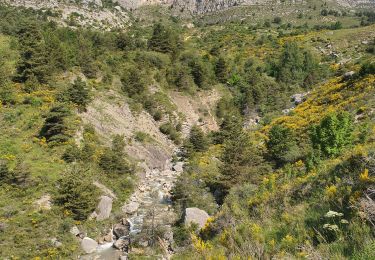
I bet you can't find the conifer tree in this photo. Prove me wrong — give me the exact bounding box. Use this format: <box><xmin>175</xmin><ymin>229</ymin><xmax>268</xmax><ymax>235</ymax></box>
<box><xmin>0</xmin><ymin>160</ymin><xmax>9</xmax><ymax>185</ymax></box>
<box><xmin>148</xmin><ymin>23</ymin><xmax>178</xmax><ymax>54</ymax></box>
<box><xmin>188</xmin><ymin>125</ymin><xmax>209</xmax><ymax>153</ymax></box>
<box><xmin>39</xmin><ymin>104</ymin><xmax>71</xmax><ymax>143</ymax></box>
<box><xmin>54</xmin><ymin>167</ymin><xmax>99</xmax><ymax>220</ymax></box>
<box><xmin>98</xmin><ymin>135</ymin><xmax>131</xmax><ymax>175</ymax></box>
<box><xmin>266</xmin><ymin>125</ymin><xmax>299</xmax><ymax>165</ymax></box>
<box><xmin>15</xmin><ymin>22</ymin><xmax>50</xmax><ymax>83</ymax></box>
<box><xmin>215</xmin><ymin>57</ymin><xmax>228</xmax><ymax>83</ymax></box>
<box><xmin>10</xmin><ymin>161</ymin><xmax>31</xmax><ymax>187</ymax></box>
<box><xmin>218</xmin><ymin>116</ymin><xmax>268</xmax><ymax>198</ymax></box>
<box><xmin>66</xmin><ymin>77</ymin><xmax>91</xmax><ymax>112</ymax></box>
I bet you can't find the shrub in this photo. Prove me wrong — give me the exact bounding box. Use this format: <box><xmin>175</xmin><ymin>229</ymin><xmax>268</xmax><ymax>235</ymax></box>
<box><xmin>359</xmin><ymin>62</ymin><xmax>375</xmax><ymax>76</ymax></box>
<box><xmin>311</xmin><ymin>112</ymin><xmax>354</xmax><ymax>158</ymax></box>
<box><xmin>121</xmin><ymin>66</ymin><xmax>146</xmax><ymax>98</ymax></box>
<box><xmin>54</xmin><ymin>167</ymin><xmax>99</xmax><ymax>220</ymax></box>
<box><xmin>266</xmin><ymin>125</ymin><xmax>300</xmax><ymax>165</ymax></box>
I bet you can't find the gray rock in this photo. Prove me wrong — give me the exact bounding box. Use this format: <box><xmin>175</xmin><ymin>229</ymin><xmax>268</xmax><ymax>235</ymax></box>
<box><xmin>34</xmin><ymin>194</ymin><xmax>52</xmax><ymax>210</ymax></box>
<box><xmin>81</xmin><ymin>237</ymin><xmax>98</xmax><ymax>254</ymax></box>
<box><xmin>184</xmin><ymin>207</ymin><xmax>210</xmax><ymax>229</ymax></box>
<box><xmin>51</xmin><ymin>238</ymin><xmax>63</xmax><ymax>248</ymax></box>
<box><xmin>138</xmin><ymin>239</ymin><xmax>148</xmax><ymax>247</ymax></box>
<box><xmin>122</xmin><ymin>201</ymin><xmax>139</xmax><ymax>214</ymax></box>
<box><xmin>291</xmin><ymin>93</ymin><xmax>308</xmax><ymax>105</ymax></box>
<box><xmin>343</xmin><ymin>71</ymin><xmax>355</xmax><ymax>79</ymax></box>
<box><xmin>172</xmin><ymin>162</ymin><xmax>184</xmax><ymax>172</ymax></box>
<box><xmin>113</xmin><ymin>221</ymin><xmax>130</xmax><ymax>239</ymax></box>
<box><xmin>113</xmin><ymin>236</ymin><xmax>130</xmax><ymax>252</ymax></box>
<box><xmin>0</xmin><ymin>222</ymin><xmax>6</xmax><ymax>232</ymax></box>
<box><xmin>70</xmin><ymin>226</ymin><xmax>80</xmax><ymax>237</ymax></box>
<box><xmin>96</xmin><ymin>196</ymin><xmax>113</xmax><ymax>221</ymax></box>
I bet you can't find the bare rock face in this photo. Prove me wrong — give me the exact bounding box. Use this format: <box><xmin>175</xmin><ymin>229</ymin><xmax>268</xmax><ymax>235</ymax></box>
<box><xmin>81</xmin><ymin>237</ymin><xmax>98</xmax><ymax>254</ymax></box>
<box><xmin>184</xmin><ymin>207</ymin><xmax>210</xmax><ymax>229</ymax></box>
<box><xmin>172</xmin><ymin>0</ymin><xmax>245</xmax><ymax>15</ymax></box>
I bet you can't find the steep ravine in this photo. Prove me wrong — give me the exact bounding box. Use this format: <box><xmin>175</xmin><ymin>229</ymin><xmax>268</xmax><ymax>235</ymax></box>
<box><xmin>78</xmin><ymin>89</ymin><xmax>219</xmax><ymax>258</ymax></box>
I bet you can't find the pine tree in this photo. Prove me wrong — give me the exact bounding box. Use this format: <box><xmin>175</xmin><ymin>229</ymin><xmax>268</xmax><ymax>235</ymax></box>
<box><xmin>0</xmin><ymin>55</ymin><xmax>15</xmax><ymax>105</ymax></box>
<box><xmin>266</xmin><ymin>125</ymin><xmax>299</xmax><ymax>165</ymax></box>
<box><xmin>148</xmin><ymin>23</ymin><xmax>178</xmax><ymax>54</ymax></box>
<box><xmin>66</xmin><ymin>77</ymin><xmax>91</xmax><ymax>112</ymax></box>
<box><xmin>15</xmin><ymin>22</ymin><xmax>50</xmax><ymax>83</ymax></box>
<box><xmin>98</xmin><ymin>135</ymin><xmax>131</xmax><ymax>175</ymax></box>
<box><xmin>215</xmin><ymin>57</ymin><xmax>228</xmax><ymax>83</ymax></box>
<box><xmin>77</xmin><ymin>33</ymin><xmax>97</xmax><ymax>79</ymax></box>
<box><xmin>219</xmin><ymin>125</ymin><xmax>267</xmax><ymax>198</ymax></box>
<box><xmin>276</xmin><ymin>42</ymin><xmax>304</xmax><ymax>84</ymax></box>
<box><xmin>39</xmin><ymin>104</ymin><xmax>71</xmax><ymax>143</ymax></box>
<box><xmin>190</xmin><ymin>60</ymin><xmax>208</xmax><ymax>89</ymax></box>
<box><xmin>54</xmin><ymin>167</ymin><xmax>99</xmax><ymax>220</ymax></box>
<box><xmin>0</xmin><ymin>160</ymin><xmax>10</xmax><ymax>185</ymax></box>
<box><xmin>218</xmin><ymin>116</ymin><xmax>268</xmax><ymax>199</ymax></box>
<box><xmin>188</xmin><ymin>125</ymin><xmax>209</xmax><ymax>153</ymax></box>
<box><xmin>121</xmin><ymin>66</ymin><xmax>146</xmax><ymax>97</ymax></box>
<box><xmin>10</xmin><ymin>161</ymin><xmax>31</xmax><ymax>187</ymax></box>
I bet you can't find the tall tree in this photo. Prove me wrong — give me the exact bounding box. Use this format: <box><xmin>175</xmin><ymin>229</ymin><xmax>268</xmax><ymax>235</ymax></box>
<box><xmin>54</xmin><ymin>167</ymin><xmax>99</xmax><ymax>220</ymax></box>
<box><xmin>188</xmin><ymin>125</ymin><xmax>209</xmax><ymax>153</ymax></box>
<box><xmin>66</xmin><ymin>77</ymin><xmax>91</xmax><ymax>112</ymax></box>
<box><xmin>15</xmin><ymin>22</ymin><xmax>50</xmax><ymax>83</ymax></box>
<box><xmin>266</xmin><ymin>125</ymin><xmax>299</xmax><ymax>165</ymax></box>
<box><xmin>39</xmin><ymin>104</ymin><xmax>71</xmax><ymax>143</ymax></box>
<box><xmin>98</xmin><ymin>135</ymin><xmax>132</xmax><ymax>175</ymax></box>
<box><xmin>148</xmin><ymin>23</ymin><xmax>178</xmax><ymax>54</ymax></box>
<box><xmin>215</xmin><ymin>57</ymin><xmax>228</xmax><ymax>83</ymax></box>
<box><xmin>219</xmin><ymin>116</ymin><xmax>268</xmax><ymax>198</ymax></box>
<box><xmin>276</xmin><ymin>42</ymin><xmax>304</xmax><ymax>84</ymax></box>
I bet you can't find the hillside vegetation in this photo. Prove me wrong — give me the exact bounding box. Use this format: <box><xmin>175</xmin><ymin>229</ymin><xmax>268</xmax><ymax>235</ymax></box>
<box><xmin>0</xmin><ymin>2</ymin><xmax>374</xmax><ymax>259</ymax></box>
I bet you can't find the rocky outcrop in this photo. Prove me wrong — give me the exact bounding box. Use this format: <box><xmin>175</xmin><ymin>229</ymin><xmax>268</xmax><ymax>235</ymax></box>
<box><xmin>184</xmin><ymin>207</ymin><xmax>210</xmax><ymax>229</ymax></box>
<box><xmin>90</xmin><ymin>195</ymin><xmax>113</xmax><ymax>221</ymax></box>
<box><xmin>34</xmin><ymin>194</ymin><xmax>52</xmax><ymax>210</ymax></box>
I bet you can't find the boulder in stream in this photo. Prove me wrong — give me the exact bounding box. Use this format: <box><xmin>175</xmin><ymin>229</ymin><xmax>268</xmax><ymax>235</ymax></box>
<box><xmin>81</xmin><ymin>237</ymin><xmax>98</xmax><ymax>253</ymax></box>
<box><xmin>113</xmin><ymin>219</ymin><xmax>131</xmax><ymax>239</ymax></box>
<box><xmin>122</xmin><ymin>201</ymin><xmax>139</xmax><ymax>214</ymax></box>
<box><xmin>113</xmin><ymin>236</ymin><xmax>130</xmax><ymax>252</ymax></box>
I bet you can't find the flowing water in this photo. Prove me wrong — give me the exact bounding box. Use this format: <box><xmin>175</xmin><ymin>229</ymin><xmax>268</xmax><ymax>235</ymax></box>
<box><xmin>83</xmin><ymin>153</ymin><xmax>183</xmax><ymax>259</ymax></box>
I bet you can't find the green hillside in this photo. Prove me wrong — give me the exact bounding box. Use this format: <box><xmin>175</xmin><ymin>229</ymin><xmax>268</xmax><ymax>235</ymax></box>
<box><xmin>0</xmin><ymin>3</ymin><xmax>374</xmax><ymax>259</ymax></box>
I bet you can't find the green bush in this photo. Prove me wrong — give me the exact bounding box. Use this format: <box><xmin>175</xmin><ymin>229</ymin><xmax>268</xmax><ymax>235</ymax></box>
<box><xmin>54</xmin><ymin>167</ymin><xmax>99</xmax><ymax>220</ymax></box>
<box><xmin>311</xmin><ymin>112</ymin><xmax>354</xmax><ymax>158</ymax></box>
